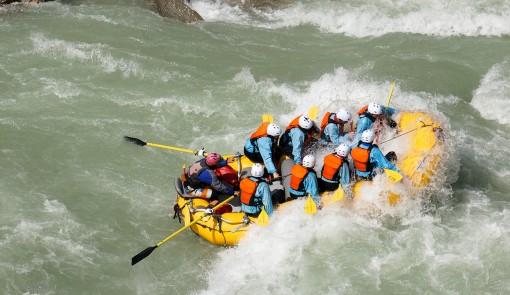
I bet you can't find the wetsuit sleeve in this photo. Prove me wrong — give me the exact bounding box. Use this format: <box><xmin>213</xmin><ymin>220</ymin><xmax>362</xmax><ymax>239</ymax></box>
<box><xmin>256</xmin><ymin>137</ymin><xmax>277</xmax><ymax>174</ymax></box>
<box><xmin>290</xmin><ymin>128</ymin><xmax>305</xmax><ymax>164</ymax></box>
<box><xmin>382</xmin><ymin>106</ymin><xmax>397</xmax><ymax>116</ymax></box>
<box><xmin>325</xmin><ymin>123</ymin><xmax>345</xmax><ymax>145</ymax></box>
<box><xmin>244</xmin><ymin>138</ymin><xmax>255</xmax><ymax>153</ymax></box>
<box><xmin>370</xmin><ymin>147</ymin><xmax>400</xmax><ymax>173</ymax></box>
<box><xmin>304</xmin><ymin>172</ymin><xmax>320</xmax><ymax>206</ymax></box>
<box><xmin>197</xmin><ymin>170</ymin><xmax>234</xmax><ymax>195</ymax></box>
<box><xmin>355</xmin><ymin>116</ymin><xmax>372</xmax><ymax>141</ymax></box>
<box><xmin>257</xmin><ymin>182</ymin><xmax>273</xmax><ymax>216</ymax></box>
<box><xmin>339</xmin><ymin>162</ymin><xmax>350</xmax><ymax>187</ymax></box>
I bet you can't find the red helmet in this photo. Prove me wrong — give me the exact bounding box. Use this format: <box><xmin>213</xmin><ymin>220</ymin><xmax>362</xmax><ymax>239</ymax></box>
<box><xmin>205</xmin><ymin>153</ymin><xmax>221</xmax><ymax>166</ymax></box>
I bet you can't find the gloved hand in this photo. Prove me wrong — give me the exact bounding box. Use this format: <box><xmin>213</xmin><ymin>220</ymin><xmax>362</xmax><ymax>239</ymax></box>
<box><xmin>388</xmin><ymin>119</ymin><xmax>397</xmax><ymax>128</ymax></box>
<box><xmin>196</xmin><ymin>147</ymin><xmax>206</xmax><ymax>156</ymax></box>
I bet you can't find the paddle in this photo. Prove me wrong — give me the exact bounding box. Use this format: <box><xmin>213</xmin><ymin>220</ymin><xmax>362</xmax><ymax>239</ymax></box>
<box><xmin>124</xmin><ymin>136</ymin><xmax>207</xmax><ymax>156</ymax></box>
<box><xmin>262</xmin><ymin>114</ymin><xmax>274</xmax><ymax>123</ymax></box>
<box><xmin>308</xmin><ymin>106</ymin><xmax>319</xmax><ymax>121</ymax></box>
<box><xmin>386</xmin><ymin>80</ymin><xmax>396</xmax><ymax>107</ymax></box>
<box><xmin>384</xmin><ymin>168</ymin><xmax>403</xmax><ymax>182</ymax></box>
<box><xmin>304</xmin><ymin>194</ymin><xmax>317</xmax><ymax>214</ymax></box>
<box><xmin>257</xmin><ymin>206</ymin><xmax>269</xmax><ymax>226</ymax></box>
<box><xmin>131</xmin><ymin>195</ymin><xmax>235</xmax><ymax>266</ymax></box>
<box><xmin>332</xmin><ymin>187</ymin><xmax>344</xmax><ymax>202</ymax></box>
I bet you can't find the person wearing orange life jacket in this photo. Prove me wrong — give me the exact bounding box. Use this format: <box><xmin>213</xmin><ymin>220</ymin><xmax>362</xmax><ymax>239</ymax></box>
<box><xmin>278</xmin><ymin>115</ymin><xmax>315</xmax><ymax>165</ymax></box>
<box><xmin>350</xmin><ymin>129</ymin><xmax>400</xmax><ymax>180</ymax></box>
<box><xmin>186</xmin><ymin>153</ymin><xmax>239</xmax><ymax>205</ymax></box>
<box><xmin>288</xmin><ymin>154</ymin><xmax>321</xmax><ymax>208</ymax></box>
<box><xmin>319</xmin><ymin>143</ymin><xmax>351</xmax><ymax>193</ymax></box>
<box><xmin>355</xmin><ymin>102</ymin><xmax>398</xmax><ymax>141</ymax></box>
<box><xmin>244</xmin><ymin>122</ymin><xmax>282</xmax><ymax>179</ymax></box>
<box><xmin>320</xmin><ymin>108</ymin><xmax>354</xmax><ymax>146</ymax></box>
<box><xmin>240</xmin><ymin>163</ymin><xmax>274</xmax><ymax>217</ymax></box>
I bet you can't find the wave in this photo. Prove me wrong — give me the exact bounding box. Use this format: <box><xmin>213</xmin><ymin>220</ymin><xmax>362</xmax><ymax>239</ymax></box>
<box><xmin>191</xmin><ymin>0</ymin><xmax>510</xmax><ymax>37</ymax></box>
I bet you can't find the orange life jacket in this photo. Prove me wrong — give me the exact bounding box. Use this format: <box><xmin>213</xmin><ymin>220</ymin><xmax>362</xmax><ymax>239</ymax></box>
<box><xmin>240</xmin><ymin>177</ymin><xmax>263</xmax><ymax>206</ymax></box>
<box><xmin>289</xmin><ymin>164</ymin><xmax>309</xmax><ymax>191</ymax></box>
<box><xmin>319</xmin><ymin>112</ymin><xmax>333</xmax><ymax>137</ymax></box>
<box><xmin>284</xmin><ymin>115</ymin><xmax>314</xmax><ymax>145</ymax></box>
<box><xmin>250</xmin><ymin>122</ymin><xmax>270</xmax><ymax>140</ymax></box>
<box><xmin>321</xmin><ymin>153</ymin><xmax>344</xmax><ymax>181</ymax></box>
<box><xmin>357</xmin><ymin>105</ymin><xmax>369</xmax><ymax>115</ymax></box>
<box><xmin>351</xmin><ymin>142</ymin><xmax>375</xmax><ymax>172</ymax></box>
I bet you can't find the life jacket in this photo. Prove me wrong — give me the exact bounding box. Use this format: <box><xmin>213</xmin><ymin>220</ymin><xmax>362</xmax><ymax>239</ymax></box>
<box><xmin>240</xmin><ymin>177</ymin><xmax>264</xmax><ymax>206</ymax></box>
<box><xmin>186</xmin><ymin>159</ymin><xmax>238</xmax><ymax>188</ymax></box>
<box><xmin>357</xmin><ymin>105</ymin><xmax>375</xmax><ymax>123</ymax></box>
<box><xmin>280</xmin><ymin>115</ymin><xmax>314</xmax><ymax>148</ymax></box>
<box><xmin>321</xmin><ymin>153</ymin><xmax>344</xmax><ymax>181</ymax></box>
<box><xmin>289</xmin><ymin>164</ymin><xmax>314</xmax><ymax>192</ymax></box>
<box><xmin>250</xmin><ymin>122</ymin><xmax>270</xmax><ymax>140</ymax></box>
<box><xmin>214</xmin><ymin>165</ymin><xmax>239</xmax><ymax>186</ymax></box>
<box><xmin>351</xmin><ymin>142</ymin><xmax>376</xmax><ymax>172</ymax></box>
<box><xmin>186</xmin><ymin>158</ymin><xmax>209</xmax><ymax>188</ymax></box>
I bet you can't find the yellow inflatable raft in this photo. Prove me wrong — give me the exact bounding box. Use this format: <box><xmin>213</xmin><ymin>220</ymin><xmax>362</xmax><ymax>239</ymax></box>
<box><xmin>174</xmin><ymin>111</ymin><xmax>445</xmax><ymax>245</ymax></box>
<box><xmin>353</xmin><ymin>111</ymin><xmax>444</xmax><ymax>205</ymax></box>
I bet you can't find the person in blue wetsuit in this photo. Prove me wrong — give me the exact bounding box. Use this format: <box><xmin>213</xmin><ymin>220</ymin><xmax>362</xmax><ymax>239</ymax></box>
<box><xmin>278</xmin><ymin>115</ymin><xmax>315</xmax><ymax>165</ymax></box>
<box><xmin>319</xmin><ymin>143</ymin><xmax>351</xmax><ymax>192</ymax></box>
<box><xmin>319</xmin><ymin>108</ymin><xmax>354</xmax><ymax>146</ymax></box>
<box><xmin>240</xmin><ymin>163</ymin><xmax>274</xmax><ymax>217</ymax></box>
<box><xmin>244</xmin><ymin>122</ymin><xmax>282</xmax><ymax>179</ymax></box>
<box><xmin>287</xmin><ymin>154</ymin><xmax>321</xmax><ymax>209</ymax></box>
<box><xmin>350</xmin><ymin>129</ymin><xmax>400</xmax><ymax>180</ymax></box>
<box><xmin>355</xmin><ymin>102</ymin><xmax>398</xmax><ymax>141</ymax></box>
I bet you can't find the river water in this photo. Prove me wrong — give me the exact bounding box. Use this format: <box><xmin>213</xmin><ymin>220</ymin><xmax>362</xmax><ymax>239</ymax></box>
<box><xmin>1</xmin><ymin>0</ymin><xmax>510</xmax><ymax>294</ymax></box>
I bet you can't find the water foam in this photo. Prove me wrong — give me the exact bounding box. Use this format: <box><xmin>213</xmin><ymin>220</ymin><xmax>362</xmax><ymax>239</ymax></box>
<box><xmin>191</xmin><ymin>0</ymin><xmax>510</xmax><ymax>37</ymax></box>
<box><xmin>471</xmin><ymin>60</ymin><xmax>510</xmax><ymax>126</ymax></box>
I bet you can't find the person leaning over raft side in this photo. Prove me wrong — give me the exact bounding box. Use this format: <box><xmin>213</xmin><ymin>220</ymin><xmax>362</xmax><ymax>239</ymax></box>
<box><xmin>355</xmin><ymin>102</ymin><xmax>398</xmax><ymax>141</ymax></box>
<box><xmin>288</xmin><ymin>154</ymin><xmax>321</xmax><ymax>209</ymax></box>
<box><xmin>319</xmin><ymin>108</ymin><xmax>354</xmax><ymax>146</ymax></box>
<box><xmin>240</xmin><ymin>163</ymin><xmax>274</xmax><ymax>217</ymax></box>
<box><xmin>350</xmin><ymin>129</ymin><xmax>400</xmax><ymax>180</ymax></box>
<box><xmin>278</xmin><ymin>115</ymin><xmax>315</xmax><ymax>164</ymax></box>
<box><xmin>186</xmin><ymin>153</ymin><xmax>239</xmax><ymax>205</ymax></box>
<box><xmin>244</xmin><ymin>122</ymin><xmax>282</xmax><ymax>179</ymax></box>
<box><xmin>319</xmin><ymin>143</ymin><xmax>351</xmax><ymax>193</ymax></box>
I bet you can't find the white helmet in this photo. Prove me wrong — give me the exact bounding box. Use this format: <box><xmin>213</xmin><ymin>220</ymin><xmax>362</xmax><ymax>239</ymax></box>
<box><xmin>298</xmin><ymin>115</ymin><xmax>313</xmax><ymax>130</ymax></box>
<box><xmin>251</xmin><ymin>163</ymin><xmax>265</xmax><ymax>177</ymax></box>
<box><xmin>336</xmin><ymin>108</ymin><xmax>351</xmax><ymax>122</ymax></box>
<box><xmin>367</xmin><ymin>102</ymin><xmax>382</xmax><ymax>115</ymax></box>
<box><xmin>266</xmin><ymin>123</ymin><xmax>281</xmax><ymax>137</ymax></box>
<box><xmin>302</xmin><ymin>154</ymin><xmax>316</xmax><ymax>168</ymax></box>
<box><xmin>335</xmin><ymin>143</ymin><xmax>350</xmax><ymax>157</ymax></box>
<box><xmin>361</xmin><ymin>129</ymin><xmax>375</xmax><ymax>143</ymax></box>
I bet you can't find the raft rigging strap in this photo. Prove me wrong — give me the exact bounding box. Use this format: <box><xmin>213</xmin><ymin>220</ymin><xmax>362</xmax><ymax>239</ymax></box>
<box><xmin>379</xmin><ymin>121</ymin><xmax>433</xmax><ymax>145</ymax></box>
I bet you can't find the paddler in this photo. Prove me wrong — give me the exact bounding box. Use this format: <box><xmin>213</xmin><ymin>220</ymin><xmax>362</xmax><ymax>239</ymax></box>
<box><xmin>240</xmin><ymin>163</ymin><xmax>274</xmax><ymax>217</ymax></box>
<box><xmin>244</xmin><ymin>122</ymin><xmax>282</xmax><ymax>179</ymax></box>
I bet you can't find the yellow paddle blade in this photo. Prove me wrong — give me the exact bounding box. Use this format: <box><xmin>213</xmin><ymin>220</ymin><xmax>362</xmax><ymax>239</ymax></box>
<box><xmin>307</xmin><ymin>106</ymin><xmax>319</xmax><ymax>121</ymax></box>
<box><xmin>262</xmin><ymin>114</ymin><xmax>274</xmax><ymax>123</ymax></box>
<box><xmin>257</xmin><ymin>206</ymin><xmax>269</xmax><ymax>226</ymax></box>
<box><xmin>386</xmin><ymin>80</ymin><xmax>396</xmax><ymax>107</ymax></box>
<box><xmin>385</xmin><ymin>169</ymin><xmax>403</xmax><ymax>182</ymax></box>
<box><xmin>332</xmin><ymin>187</ymin><xmax>344</xmax><ymax>202</ymax></box>
<box><xmin>305</xmin><ymin>195</ymin><xmax>317</xmax><ymax>215</ymax></box>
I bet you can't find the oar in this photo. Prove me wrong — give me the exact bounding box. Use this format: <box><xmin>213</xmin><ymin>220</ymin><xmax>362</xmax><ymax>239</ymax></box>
<box><xmin>384</xmin><ymin>168</ymin><xmax>403</xmax><ymax>182</ymax></box>
<box><xmin>386</xmin><ymin>80</ymin><xmax>396</xmax><ymax>107</ymax></box>
<box><xmin>124</xmin><ymin>136</ymin><xmax>207</xmax><ymax>156</ymax></box>
<box><xmin>304</xmin><ymin>194</ymin><xmax>317</xmax><ymax>214</ymax></box>
<box><xmin>257</xmin><ymin>206</ymin><xmax>269</xmax><ymax>226</ymax></box>
<box><xmin>131</xmin><ymin>195</ymin><xmax>235</xmax><ymax>266</ymax></box>
<box><xmin>308</xmin><ymin>106</ymin><xmax>319</xmax><ymax>121</ymax></box>
<box><xmin>262</xmin><ymin>114</ymin><xmax>274</xmax><ymax>123</ymax></box>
